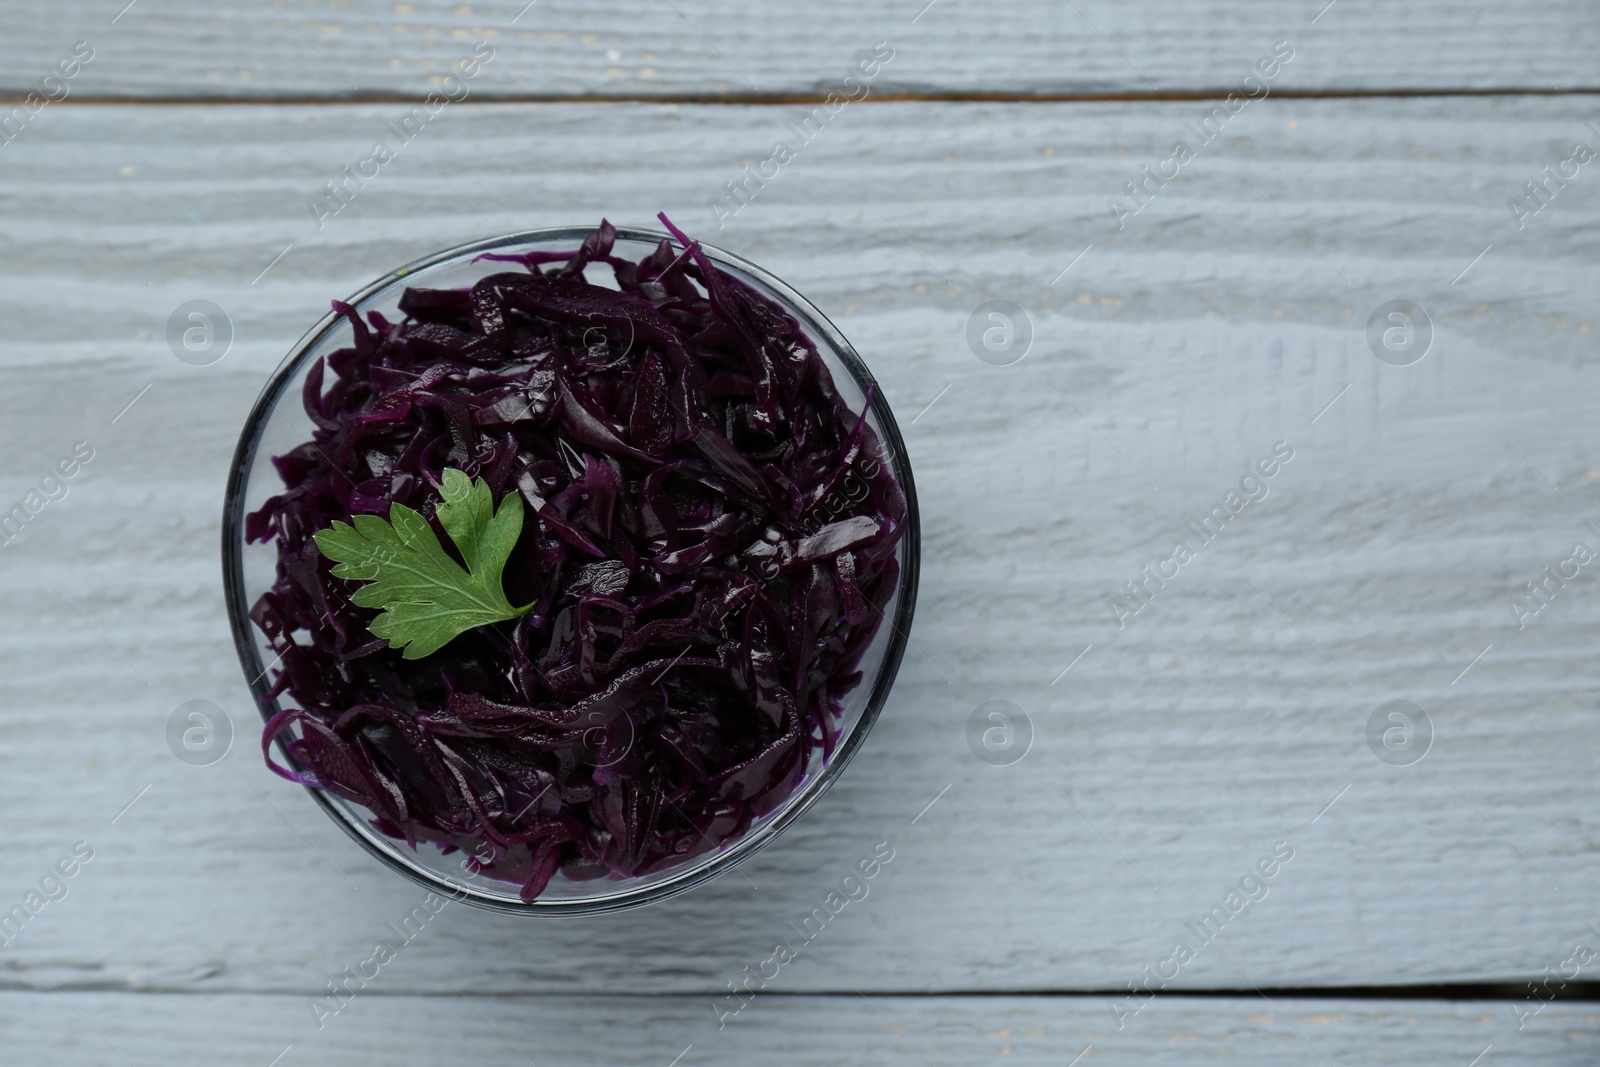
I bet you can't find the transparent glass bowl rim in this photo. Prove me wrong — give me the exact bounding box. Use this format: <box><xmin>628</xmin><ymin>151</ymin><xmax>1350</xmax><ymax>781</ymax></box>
<box><xmin>220</xmin><ymin>225</ymin><xmax>922</xmax><ymax>915</ymax></box>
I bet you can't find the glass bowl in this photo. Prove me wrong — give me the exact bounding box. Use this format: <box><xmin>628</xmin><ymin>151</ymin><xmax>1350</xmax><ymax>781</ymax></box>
<box><xmin>221</xmin><ymin>226</ymin><xmax>920</xmax><ymax>914</ymax></box>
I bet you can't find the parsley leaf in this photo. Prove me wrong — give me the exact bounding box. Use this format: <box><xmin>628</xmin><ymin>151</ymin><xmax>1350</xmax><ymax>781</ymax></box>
<box><xmin>313</xmin><ymin>468</ymin><xmax>533</xmax><ymax>660</ymax></box>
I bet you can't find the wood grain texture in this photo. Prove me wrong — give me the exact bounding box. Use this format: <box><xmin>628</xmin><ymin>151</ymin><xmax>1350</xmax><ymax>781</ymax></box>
<box><xmin>5</xmin><ymin>991</ymin><xmax>1597</xmax><ymax>1066</ymax></box>
<box><xmin>0</xmin><ymin>98</ymin><xmax>1598</xmax><ymax>1015</ymax></box>
<box><xmin>0</xmin><ymin>0</ymin><xmax>1596</xmax><ymax>101</ymax></box>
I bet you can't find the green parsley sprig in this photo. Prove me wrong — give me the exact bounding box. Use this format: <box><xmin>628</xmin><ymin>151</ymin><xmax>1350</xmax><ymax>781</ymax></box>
<box><xmin>313</xmin><ymin>468</ymin><xmax>532</xmax><ymax>659</ymax></box>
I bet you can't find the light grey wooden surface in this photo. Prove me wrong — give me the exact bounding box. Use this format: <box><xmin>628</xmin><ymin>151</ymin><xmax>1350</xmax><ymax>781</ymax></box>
<box><xmin>5</xmin><ymin>992</ymin><xmax>1597</xmax><ymax>1067</ymax></box>
<box><xmin>2</xmin><ymin>4</ymin><xmax>1599</xmax><ymax>1063</ymax></box>
<box><xmin>0</xmin><ymin>0</ymin><xmax>1596</xmax><ymax>99</ymax></box>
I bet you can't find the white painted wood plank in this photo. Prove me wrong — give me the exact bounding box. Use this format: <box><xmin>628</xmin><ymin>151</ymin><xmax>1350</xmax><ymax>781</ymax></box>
<box><xmin>0</xmin><ymin>0</ymin><xmax>1595</xmax><ymax>101</ymax></box>
<box><xmin>4</xmin><ymin>992</ymin><xmax>1595</xmax><ymax>1066</ymax></box>
<box><xmin>0</xmin><ymin>99</ymin><xmax>1598</xmax><ymax>1000</ymax></box>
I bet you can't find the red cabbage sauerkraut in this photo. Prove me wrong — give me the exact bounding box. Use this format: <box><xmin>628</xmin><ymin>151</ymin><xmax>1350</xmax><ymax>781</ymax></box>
<box><xmin>245</xmin><ymin>217</ymin><xmax>907</xmax><ymax>900</ymax></box>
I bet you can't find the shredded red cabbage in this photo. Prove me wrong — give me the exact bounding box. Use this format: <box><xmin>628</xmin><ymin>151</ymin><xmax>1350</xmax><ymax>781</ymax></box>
<box><xmin>246</xmin><ymin>216</ymin><xmax>906</xmax><ymax>900</ymax></box>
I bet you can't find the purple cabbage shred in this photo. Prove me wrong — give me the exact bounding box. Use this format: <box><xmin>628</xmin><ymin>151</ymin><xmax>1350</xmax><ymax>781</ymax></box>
<box><xmin>246</xmin><ymin>215</ymin><xmax>906</xmax><ymax>901</ymax></box>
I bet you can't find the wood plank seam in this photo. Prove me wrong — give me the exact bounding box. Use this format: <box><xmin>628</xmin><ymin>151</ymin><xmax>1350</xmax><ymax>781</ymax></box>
<box><xmin>2</xmin><ymin>87</ymin><xmax>1599</xmax><ymax>107</ymax></box>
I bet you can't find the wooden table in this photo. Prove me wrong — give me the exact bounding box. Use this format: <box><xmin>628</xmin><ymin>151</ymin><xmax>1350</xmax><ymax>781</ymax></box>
<box><xmin>2</xmin><ymin>2</ymin><xmax>1598</xmax><ymax>1063</ymax></box>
